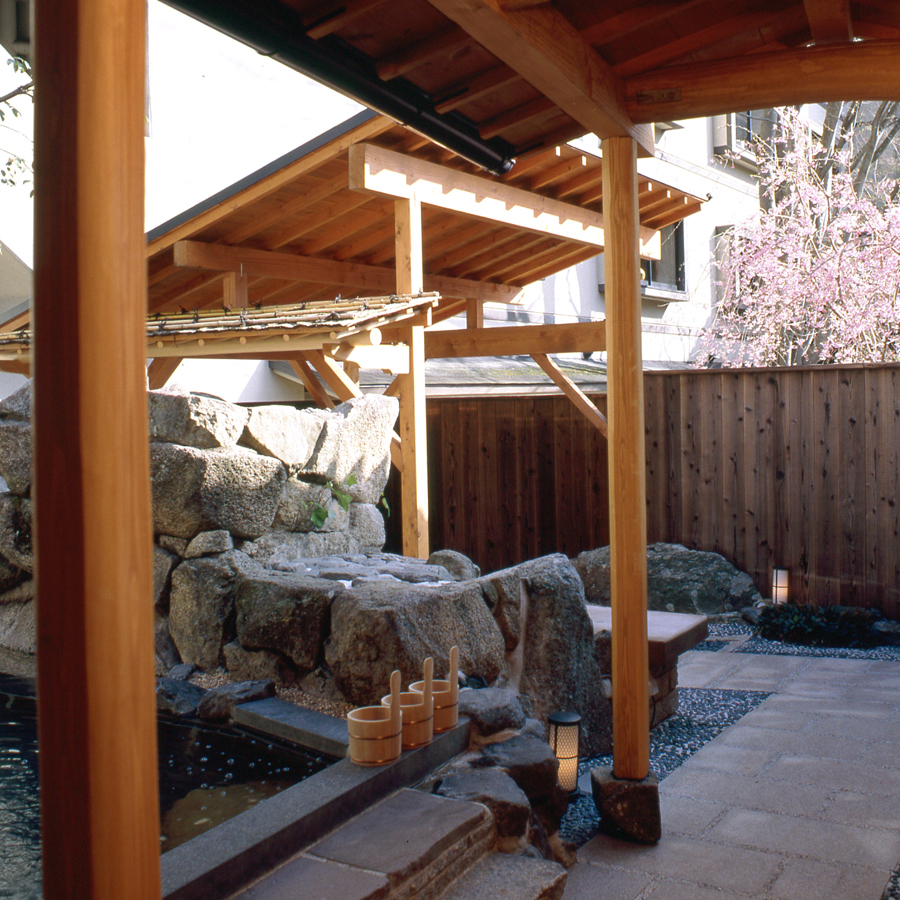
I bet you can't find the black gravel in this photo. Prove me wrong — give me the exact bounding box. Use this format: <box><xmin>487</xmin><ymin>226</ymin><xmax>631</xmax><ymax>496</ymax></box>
<box><xmin>559</xmin><ymin>687</ymin><xmax>768</xmax><ymax>847</ymax></box>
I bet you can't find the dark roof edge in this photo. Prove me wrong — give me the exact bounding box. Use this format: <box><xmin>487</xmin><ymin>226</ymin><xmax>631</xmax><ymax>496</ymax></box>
<box><xmin>145</xmin><ymin>108</ymin><xmax>379</xmax><ymax>243</ymax></box>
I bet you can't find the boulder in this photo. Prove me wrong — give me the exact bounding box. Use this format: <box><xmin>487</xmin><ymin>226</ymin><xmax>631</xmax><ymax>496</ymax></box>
<box><xmin>458</xmin><ymin>687</ymin><xmax>527</xmax><ymax>737</ymax></box>
<box><xmin>0</xmin><ymin>421</ymin><xmax>32</xmax><ymax>495</ymax></box>
<box><xmin>185</xmin><ymin>529</ymin><xmax>234</xmax><ymax>558</ymax></box>
<box><xmin>156</xmin><ymin>677</ymin><xmax>207</xmax><ymax>717</ymax></box>
<box><xmin>168</xmin><ymin>551</ymin><xmax>261</xmax><ymax>669</ymax></box>
<box><xmin>234</xmin><ymin>570</ymin><xmax>341</xmax><ymax>670</ymax></box>
<box><xmin>0</xmin><ymin>553</ymin><xmax>25</xmax><ymax>594</ymax></box>
<box><xmin>427</xmin><ymin>549</ymin><xmax>481</xmax><ymax>582</ymax></box>
<box><xmin>197</xmin><ymin>679</ymin><xmax>276</xmax><ymax>721</ymax></box>
<box><xmin>153</xmin><ymin>545</ymin><xmax>178</xmax><ymax>608</ymax></box>
<box><xmin>158</xmin><ymin>535</ymin><xmax>189</xmax><ymax>557</ymax></box>
<box><xmin>434</xmin><ymin>769</ymin><xmax>531</xmax><ymax>839</ymax></box>
<box><xmin>272</xmin><ymin>479</ymin><xmax>348</xmax><ymax>533</ymax></box>
<box><xmin>242</xmin><ymin>531</ymin><xmax>360</xmax><ymax>564</ymax></box>
<box><xmin>348</xmin><ymin>503</ymin><xmax>386</xmax><ymax>552</ymax></box>
<box><xmin>0</xmin><ymin>598</ymin><xmax>34</xmax><ymax>654</ymax></box>
<box><xmin>326</xmin><ymin>579</ymin><xmax>506</xmax><ymax>705</ymax></box>
<box><xmin>479</xmin><ymin>734</ymin><xmax>560</xmax><ymax>803</ymax></box>
<box><xmin>150</xmin><ymin>443</ymin><xmax>287</xmax><ymax>540</ymax></box>
<box><xmin>155</xmin><ymin>613</ymin><xmax>182</xmax><ymax>670</ymax></box>
<box><xmin>0</xmin><ymin>382</ymin><xmax>31</xmax><ymax>420</ymax></box>
<box><xmin>572</xmin><ymin>542</ymin><xmax>762</xmax><ymax>615</ymax></box>
<box><xmin>476</xmin><ymin>567</ymin><xmax>523</xmax><ymax>651</ymax></box>
<box><xmin>513</xmin><ymin>554</ymin><xmax>612</xmax><ymax>756</ymax></box>
<box><xmin>300</xmin><ymin>395</ymin><xmax>398</xmax><ymax>504</ymax></box>
<box><xmin>240</xmin><ymin>405</ymin><xmax>327</xmax><ymax>467</ymax></box>
<box><xmin>0</xmin><ymin>494</ymin><xmax>31</xmax><ymax>573</ymax></box>
<box><xmin>223</xmin><ymin>641</ymin><xmax>299</xmax><ymax>684</ymax></box>
<box><xmin>148</xmin><ymin>389</ymin><xmax>249</xmax><ymax>449</ymax></box>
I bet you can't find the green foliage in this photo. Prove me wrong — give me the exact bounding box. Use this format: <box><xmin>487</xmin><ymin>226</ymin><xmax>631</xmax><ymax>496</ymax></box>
<box><xmin>756</xmin><ymin>603</ymin><xmax>882</xmax><ymax>648</ymax></box>
<box><xmin>309</xmin><ymin>473</ymin><xmax>358</xmax><ymax>529</ymax></box>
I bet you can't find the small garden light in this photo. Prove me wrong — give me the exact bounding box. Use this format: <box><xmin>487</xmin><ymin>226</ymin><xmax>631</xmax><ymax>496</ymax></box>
<box><xmin>548</xmin><ymin>711</ymin><xmax>581</xmax><ymax>796</ymax></box>
<box><xmin>772</xmin><ymin>568</ymin><xmax>789</xmax><ymax>605</ymax></box>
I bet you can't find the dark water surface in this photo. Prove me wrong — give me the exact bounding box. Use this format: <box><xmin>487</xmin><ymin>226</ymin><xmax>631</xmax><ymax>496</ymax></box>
<box><xmin>0</xmin><ymin>697</ymin><xmax>336</xmax><ymax>900</ymax></box>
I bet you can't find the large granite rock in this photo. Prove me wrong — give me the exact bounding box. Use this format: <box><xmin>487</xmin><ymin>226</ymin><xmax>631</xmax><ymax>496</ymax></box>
<box><xmin>476</xmin><ymin>567</ymin><xmax>523</xmax><ymax>651</ymax></box>
<box><xmin>0</xmin><ymin>382</ymin><xmax>31</xmax><ymax>420</ymax></box>
<box><xmin>234</xmin><ymin>570</ymin><xmax>341</xmax><ymax>670</ymax></box>
<box><xmin>0</xmin><ymin>493</ymin><xmax>32</xmax><ymax>573</ymax></box>
<box><xmin>150</xmin><ymin>443</ymin><xmax>287</xmax><ymax>540</ymax></box>
<box><xmin>300</xmin><ymin>395</ymin><xmax>398</xmax><ymax>504</ymax></box>
<box><xmin>427</xmin><ymin>549</ymin><xmax>481</xmax><ymax>582</ymax></box>
<box><xmin>197</xmin><ymin>680</ymin><xmax>276</xmax><ymax>721</ymax></box>
<box><xmin>148</xmin><ymin>389</ymin><xmax>249</xmax><ymax>449</ymax></box>
<box><xmin>241</xmin><ymin>530</ymin><xmax>360</xmax><ymax>564</ymax></box>
<box><xmin>458</xmin><ymin>687</ymin><xmax>527</xmax><ymax>737</ymax></box>
<box><xmin>0</xmin><ymin>598</ymin><xmax>34</xmax><ymax>653</ymax></box>
<box><xmin>240</xmin><ymin>405</ymin><xmax>327</xmax><ymax>467</ymax></box>
<box><xmin>348</xmin><ymin>503</ymin><xmax>386</xmax><ymax>552</ymax></box>
<box><xmin>573</xmin><ymin>542</ymin><xmax>762</xmax><ymax>615</ymax></box>
<box><xmin>156</xmin><ymin>677</ymin><xmax>207</xmax><ymax>717</ymax></box>
<box><xmin>168</xmin><ymin>551</ymin><xmax>261</xmax><ymax>669</ymax></box>
<box><xmin>153</xmin><ymin>545</ymin><xmax>178</xmax><ymax>608</ymax></box>
<box><xmin>272</xmin><ymin>479</ymin><xmax>349</xmax><ymax>533</ymax></box>
<box><xmin>505</xmin><ymin>554</ymin><xmax>611</xmax><ymax>756</ymax></box>
<box><xmin>480</xmin><ymin>734</ymin><xmax>560</xmax><ymax>803</ymax></box>
<box><xmin>326</xmin><ymin>579</ymin><xmax>507</xmax><ymax>705</ymax></box>
<box><xmin>0</xmin><ymin>421</ymin><xmax>32</xmax><ymax>496</ymax></box>
<box><xmin>435</xmin><ymin>769</ymin><xmax>531</xmax><ymax>839</ymax></box>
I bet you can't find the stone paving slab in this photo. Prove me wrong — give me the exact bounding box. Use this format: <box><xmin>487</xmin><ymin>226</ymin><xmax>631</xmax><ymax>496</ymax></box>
<box><xmin>236</xmin><ymin>855</ymin><xmax>390</xmax><ymax>900</ymax></box>
<box><xmin>566</xmin><ymin>653</ymin><xmax>900</xmax><ymax>900</ymax></box>
<box><xmin>440</xmin><ymin>852</ymin><xmax>567</xmax><ymax>900</ymax></box>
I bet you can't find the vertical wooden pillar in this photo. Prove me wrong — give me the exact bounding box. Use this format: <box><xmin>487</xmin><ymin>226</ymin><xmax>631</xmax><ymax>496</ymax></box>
<box><xmin>395</xmin><ymin>197</ymin><xmax>429</xmax><ymax>558</ymax></box>
<box><xmin>33</xmin><ymin>1</ymin><xmax>161</xmax><ymax>899</ymax></box>
<box><xmin>602</xmin><ymin>136</ymin><xmax>650</xmax><ymax>781</ymax></box>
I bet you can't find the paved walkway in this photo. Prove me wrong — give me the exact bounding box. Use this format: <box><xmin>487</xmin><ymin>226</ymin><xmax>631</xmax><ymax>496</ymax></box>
<box><xmin>563</xmin><ymin>647</ymin><xmax>900</xmax><ymax>900</ymax></box>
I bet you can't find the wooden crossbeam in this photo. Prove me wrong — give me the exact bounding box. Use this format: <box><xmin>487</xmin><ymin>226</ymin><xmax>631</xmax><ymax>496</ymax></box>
<box><xmin>147</xmin><ymin>357</ymin><xmax>181</xmax><ymax>390</ymax></box>
<box><xmin>173</xmin><ymin>239</ymin><xmax>523</xmax><ymax>304</ymax></box>
<box><xmin>288</xmin><ymin>357</ymin><xmax>334</xmax><ymax>408</ymax></box>
<box><xmin>626</xmin><ymin>40</ymin><xmax>900</xmax><ymax>123</ymax></box>
<box><xmin>422</xmin><ymin>320</ymin><xmax>606</xmax><ymax>358</ymax></box>
<box><xmin>531</xmin><ymin>352</ymin><xmax>607</xmax><ymax>437</ymax></box>
<box><xmin>424</xmin><ymin>0</ymin><xmax>655</xmax><ymax>155</ymax></box>
<box><xmin>350</xmin><ymin>143</ymin><xmax>660</xmax><ymax>253</ymax></box>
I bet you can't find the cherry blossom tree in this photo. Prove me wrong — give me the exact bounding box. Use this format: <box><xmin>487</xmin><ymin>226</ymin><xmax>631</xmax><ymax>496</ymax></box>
<box><xmin>702</xmin><ymin>106</ymin><xmax>900</xmax><ymax>367</ymax></box>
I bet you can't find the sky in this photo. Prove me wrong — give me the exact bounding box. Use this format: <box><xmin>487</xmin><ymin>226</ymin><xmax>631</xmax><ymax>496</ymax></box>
<box><xmin>0</xmin><ymin>1</ymin><xmax>364</xmax><ymax>267</ymax></box>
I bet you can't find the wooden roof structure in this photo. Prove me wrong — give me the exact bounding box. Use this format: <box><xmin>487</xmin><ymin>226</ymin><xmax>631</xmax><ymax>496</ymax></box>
<box><xmin>30</xmin><ymin>4</ymin><xmax>900</xmax><ymax>899</ymax></box>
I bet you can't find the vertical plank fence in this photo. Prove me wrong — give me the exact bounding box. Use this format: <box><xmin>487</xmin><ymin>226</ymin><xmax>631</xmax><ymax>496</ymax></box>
<box><xmin>384</xmin><ymin>363</ymin><xmax>900</xmax><ymax>618</ymax></box>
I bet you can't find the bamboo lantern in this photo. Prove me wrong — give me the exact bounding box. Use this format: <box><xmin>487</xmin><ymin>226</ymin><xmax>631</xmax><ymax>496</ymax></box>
<box><xmin>772</xmin><ymin>568</ymin><xmax>789</xmax><ymax>604</ymax></box>
<box><xmin>383</xmin><ymin>656</ymin><xmax>434</xmax><ymax>749</ymax></box>
<box><xmin>548</xmin><ymin>710</ymin><xmax>582</xmax><ymax>795</ymax></box>
<box><xmin>347</xmin><ymin>670</ymin><xmax>402</xmax><ymax>766</ymax></box>
<box><xmin>410</xmin><ymin>645</ymin><xmax>459</xmax><ymax>732</ymax></box>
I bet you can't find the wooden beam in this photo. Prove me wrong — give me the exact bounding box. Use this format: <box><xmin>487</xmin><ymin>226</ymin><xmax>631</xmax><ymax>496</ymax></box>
<box><xmin>147</xmin><ymin>357</ymin><xmax>182</xmax><ymax>390</ymax></box>
<box><xmin>532</xmin><ymin>353</ymin><xmax>608</xmax><ymax>437</ymax></box>
<box><xmin>467</xmin><ymin>298</ymin><xmax>484</xmax><ymax>329</ymax></box>
<box><xmin>603</xmin><ymin>135</ymin><xmax>650</xmax><ymax>782</ymax></box>
<box><xmin>173</xmin><ymin>239</ymin><xmax>523</xmax><ymax>305</ymax></box>
<box><xmin>424</xmin><ymin>320</ymin><xmax>606</xmax><ymax>358</ymax></box>
<box><xmin>34</xmin><ymin>2</ymin><xmax>161</xmax><ymax>900</ymax></box>
<box><xmin>396</xmin><ymin>197</ymin><xmax>429</xmax><ymax>559</ymax></box>
<box><xmin>223</xmin><ymin>270</ymin><xmax>249</xmax><ymax>308</ymax></box>
<box><xmin>0</xmin><ymin>309</ymin><xmax>30</xmax><ymax>331</ymax></box>
<box><xmin>424</xmin><ymin>0</ymin><xmax>655</xmax><ymax>154</ymax></box>
<box><xmin>804</xmin><ymin>0</ymin><xmax>853</xmax><ymax>43</ymax></box>
<box><xmin>625</xmin><ymin>40</ymin><xmax>900</xmax><ymax>122</ymax></box>
<box><xmin>350</xmin><ymin>143</ymin><xmax>660</xmax><ymax>252</ymax></box>
<box><xmin>289</xmin><ymin>357</ymin><xmax>334</xmax><ymax>408</ymax></box>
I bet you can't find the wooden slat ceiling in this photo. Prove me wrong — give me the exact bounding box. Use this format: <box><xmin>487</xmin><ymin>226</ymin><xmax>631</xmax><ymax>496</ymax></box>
<box><xmin>166</xmin><ymin>0</ymin><xmax>900</xmax><ymax>166</ymax></box>
<box><xmin>145</xmin><ymin>114</ymin><xmax>702</xmax><ymax>317</ymax></box>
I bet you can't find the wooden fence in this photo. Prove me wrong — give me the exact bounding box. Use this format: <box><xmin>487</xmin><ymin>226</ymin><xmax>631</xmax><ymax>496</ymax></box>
<box><xmin>383</xmin><ymin>363</ymin><xmax>900</xmax><ymax>618</ymax></box>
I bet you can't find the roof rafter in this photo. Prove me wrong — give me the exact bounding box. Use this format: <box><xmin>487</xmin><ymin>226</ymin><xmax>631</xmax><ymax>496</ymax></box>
<box><xmin>423</xmin><ymin>0</ymin><xmax>655</xmax><ymax>154</ymax></box>
<box><xmin>803</xmin><ymin>0</ymin><xmax>853</xmax><ymax>43</ymax></box>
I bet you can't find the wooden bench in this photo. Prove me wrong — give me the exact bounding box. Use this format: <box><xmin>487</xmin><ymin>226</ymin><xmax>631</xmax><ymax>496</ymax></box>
<box><xmin>586</xmin><ymin>605</ymin><xmax>709</xmax><ymax>727</ymax></box>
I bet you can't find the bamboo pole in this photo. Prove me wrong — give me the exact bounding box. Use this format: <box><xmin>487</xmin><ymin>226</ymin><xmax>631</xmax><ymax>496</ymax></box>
<box><xmin>33</xmin><ymin>0</ymin><xmax>161</xmax><ymax>898</ymax></box>
<box><xmin>602</xmin><ymin>136</ymin><xmax>650</xmax><ymax>780</ymax></box>
<box><xmin>395</xmin><ymin>197</ymin><xmax>429</xmax><ymax>558</ymax></box>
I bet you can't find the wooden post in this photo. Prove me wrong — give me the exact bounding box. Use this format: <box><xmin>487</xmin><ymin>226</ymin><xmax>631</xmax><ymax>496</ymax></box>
<box><xmin>33</xmin><ymin>1</ymin><xmax>161</xmax><ymax>899</ymax></box>
<box><xmin>602</xmin><ymin>136</ymin><xmax>650</xmax><ymax>780</ymax></box>
<box><xmin>395</xmin><ymin>197</ymin><xmax>429</xmax><ymax>558</ymax></box>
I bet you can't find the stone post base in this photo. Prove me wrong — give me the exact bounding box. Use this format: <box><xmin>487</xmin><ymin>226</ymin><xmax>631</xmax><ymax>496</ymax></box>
<box><xmin>590</xmin><ymin>767</ymin><xmax>661</xmax><ymax>844</ymax></box>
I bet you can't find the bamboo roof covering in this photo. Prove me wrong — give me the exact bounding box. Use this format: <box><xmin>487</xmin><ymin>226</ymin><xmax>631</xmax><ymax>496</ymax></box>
<box><xmin>143</xmin><ymin>113</ymin><xmax>703</xmax><ymax>321</ymax></box>
<box><xmin>0</xmin><ymin>292</ymin><xmax>440</xmax><ymax>365</ymax></box>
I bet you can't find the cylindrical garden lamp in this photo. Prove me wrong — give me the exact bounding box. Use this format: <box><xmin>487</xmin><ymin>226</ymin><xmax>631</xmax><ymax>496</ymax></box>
<box><xmin>548</xmin><ymin>711</ymin><xmax>581</xmax><ymax>796</ymax></box>
<box><xmin>772</xmin><ymin>568</ymin><xmax>789</xmax><ymax>605</ymax></box>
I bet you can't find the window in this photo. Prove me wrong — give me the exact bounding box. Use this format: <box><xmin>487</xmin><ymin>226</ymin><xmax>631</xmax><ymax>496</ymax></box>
<box><xmin>643</xmin><ymin>222</ymin><xmax>685</xmax><ymax>293</ymax></box>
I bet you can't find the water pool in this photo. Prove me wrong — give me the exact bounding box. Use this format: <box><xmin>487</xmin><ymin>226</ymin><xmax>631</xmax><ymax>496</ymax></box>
<box><xmin>0</xmin><ymin>692</ymin><xmax>338</xmax><ymax>900</ymax></box>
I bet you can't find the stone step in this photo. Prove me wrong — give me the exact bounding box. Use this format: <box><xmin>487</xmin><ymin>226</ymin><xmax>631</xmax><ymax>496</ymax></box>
<box><xmin>438</xmin><ymin>852</ymin><xmax>567</xmax><ymax>900</ymax></box>
<box><xmin>234</xmin><ymin>788</ymin><xmax>496</xmax><ymax>900</ymax></box>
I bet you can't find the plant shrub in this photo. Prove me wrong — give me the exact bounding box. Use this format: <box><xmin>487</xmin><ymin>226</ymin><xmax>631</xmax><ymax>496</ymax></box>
<box><xmin>756</xmin><ymin>604</ymin><xmax>883</xmax><ymax>648</ymax></box>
